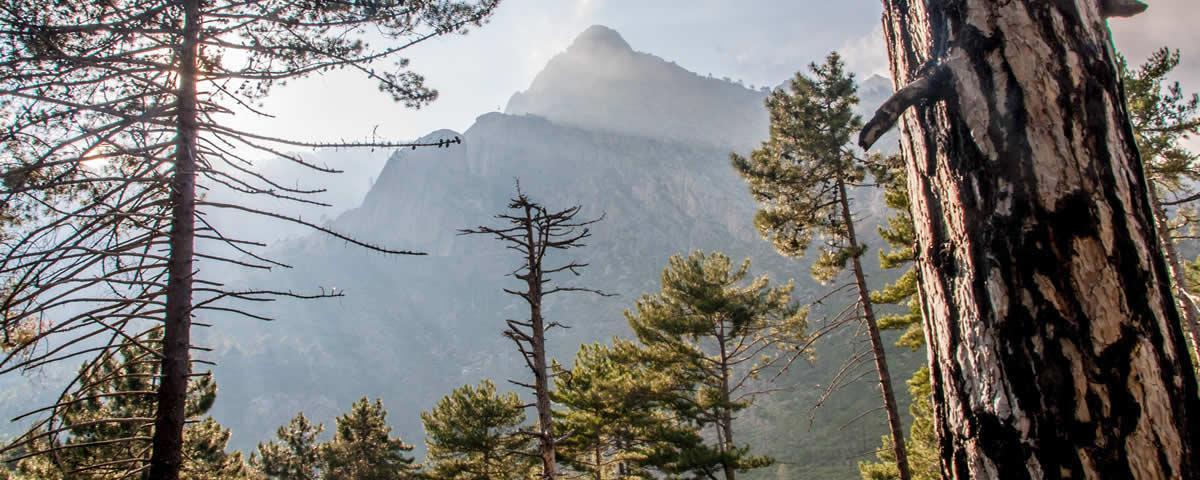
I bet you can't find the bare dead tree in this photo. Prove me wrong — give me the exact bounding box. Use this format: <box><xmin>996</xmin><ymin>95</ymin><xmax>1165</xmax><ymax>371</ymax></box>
<box><xmin>459</xmin><ymin>184</ymin><xmax>611</xmax><ymax>480</ymax></box>
<box><xmin>0</xmin><ymin>1</ymin><xmax>499</xmax><ymax>479</ymax></box>
<box><xmin>862</xmin><ymin>0</ymin><xmax>1200</xmax><ymax>477</ymax></box>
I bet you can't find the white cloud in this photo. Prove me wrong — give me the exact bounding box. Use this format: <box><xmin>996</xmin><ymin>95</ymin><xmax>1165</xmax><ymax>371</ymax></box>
<box><xmin>837</xmin><ymin>26</ymin><xmax>890</xmax><ymax>79</ymax></box>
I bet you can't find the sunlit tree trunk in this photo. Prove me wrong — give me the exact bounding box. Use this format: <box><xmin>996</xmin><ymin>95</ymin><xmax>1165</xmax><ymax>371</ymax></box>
<box><xmin>870</xmin><ymin>0</ymin><xmax>1200</xmax><ymax>477</ymax></box>
<box><xmin>149</xmin><ymin>0</ymin><xmax>201</xmax><ymax>478</ymax></box>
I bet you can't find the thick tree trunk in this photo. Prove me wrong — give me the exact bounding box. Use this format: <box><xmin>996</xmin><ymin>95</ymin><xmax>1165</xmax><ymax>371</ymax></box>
<box><xmin>1149</xmin><ymin>186</ymin><xmax>1200</xmax><ymax>364</ymax></box>
<box><xmin>875</xmin><ymin>1</ymin><xmax>1200</xmax><ymax>478</ymax></box>
<box><xmin>148</xmin><ymin>1</ymin><xmax>201</xmax><ymax>478</ymax></box>
<box><xmin>837</xmin><ymin>180</ymin><xmax>911</xmax><ymax>480</ymax></box>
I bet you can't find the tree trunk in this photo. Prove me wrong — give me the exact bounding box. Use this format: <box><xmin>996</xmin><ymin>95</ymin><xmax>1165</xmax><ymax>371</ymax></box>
<box><xmin>837</xmin><ymin>179</ymin><xmax>911</xmax><ymax>480</ymax></box>
<box><xmin>1149</xmin><ymin>185</ymin><xmax>1200</xmax><ymax>364</ymax></box>
<box><xmin>720</xmin><ymin>408</ymin><xmax>736</xmax><ymax>480</ymax></box>
<box><xmin>594</xmin><ymin>442</ymin><xmax>603</xmax><ymax>480</ymax></box>
<box><xmin>532</xmin><ymin>302</ymin><xmax>556</xmax><ymax>480</ymax></box>
<box><xmin>717</xmin><ymin>330</ymin><xmax>737</xmax><ymax>480</ymax></box>
<box><xmin>525</xmin><ymin>213</ymin><xmax>557</xmax><ymax>480</ymax></box>
<box><xmin>148</xmin><ymin>1</ymin><xmax>201</xmax><ymax>478</ymax></box>
<box><xmin>876</xmin><ymin>1</ymin><xmax>1200</xmax><ymax>478</ymax></box>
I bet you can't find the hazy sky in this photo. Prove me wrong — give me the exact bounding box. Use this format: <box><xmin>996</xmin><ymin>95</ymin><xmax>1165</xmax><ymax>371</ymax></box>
<box><xmin>228</xmin><ymin>0</ymin><xmax>1200</xmax><ymax>154</ymax></box>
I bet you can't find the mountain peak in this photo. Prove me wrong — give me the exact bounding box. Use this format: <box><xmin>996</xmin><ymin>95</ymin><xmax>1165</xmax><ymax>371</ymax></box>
<box><xmin>861</xmin><ymin>74</ymin><xmax>892</xmax><ymax>91</ymax></box>
<box><xmin>568</xmin><ymin>25</ymin><xmax>632</xmax><ymax>54</ymax></box>
<box><xmin>505</xmin><ymin>25</ymin><xmax>767</xmax><ymax>148</ymax></box>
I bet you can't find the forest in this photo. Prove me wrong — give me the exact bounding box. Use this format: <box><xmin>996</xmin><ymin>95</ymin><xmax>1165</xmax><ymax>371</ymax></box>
<box><xmin>1</xmin><ymin>1</ymin><xmax>1199</xmax><ymax>480</ymax></box>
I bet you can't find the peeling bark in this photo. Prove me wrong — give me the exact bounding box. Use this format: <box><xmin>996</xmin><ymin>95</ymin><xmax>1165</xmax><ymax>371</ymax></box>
<box><xmin>148</xmin><ymin>1</ymin><xmax>201</xmax><ymax>478</ymax></box>
<box><xmin>876</xmin><ymin>0</ymin><xmax>1200</xmax><ymax>478</ymax></box>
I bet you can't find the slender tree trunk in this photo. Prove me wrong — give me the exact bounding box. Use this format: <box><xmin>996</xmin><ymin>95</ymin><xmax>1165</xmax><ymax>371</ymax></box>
<box><xmin>875</xmin><ymin>0</ymin><xmax>1200</xmax><ymax>477</ymax></box>
<box><xmin>532</xmin><ymin>301</ymin><xmax>556</xmax><ymax>480</ymax></box>
<box><xmin>837</xmin><ymin>179</ymin><xmax>911</xmax><ymax>480</ymax></box>
<box><xmin>719</xmin><ymin>407</ymin><xmax>736</xmax><ymax>480</ymax></box>
<box><xmin>717</xmin><ymin>329</ymin><xmax>737</xmax><ymax>480</ymax></box>
<box><xmin>594</xmin><ymin>441</ymin><xmax>603</xmax><ymax>480</ymax></box>
<box><xmin>148</xmin><ymin>1</ymin><xmax>201</xmax><ymax>479</ymax></box>
<box><xmin>1149</xmin><ymin>186</ymin><xmax>1200</xmax><ymax>364</ymax></box>
<box><xmin>525</xmin><ymin>211</ymin><xmax>557</xmax><ymax>480</ymax></box>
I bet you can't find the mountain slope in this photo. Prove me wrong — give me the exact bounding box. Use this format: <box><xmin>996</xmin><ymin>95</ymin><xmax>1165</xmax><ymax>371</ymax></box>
<box><xmin>202</xmin><ymin>26</ymin><xmax>915</xmax><ymax>480</ymax></box>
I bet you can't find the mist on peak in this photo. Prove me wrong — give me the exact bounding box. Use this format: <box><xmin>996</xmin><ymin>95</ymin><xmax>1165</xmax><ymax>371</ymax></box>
<box><xmin>505</xmin><ymin>25</ymin><xmax>769</xmax><ymax>149</ymax></box>
<box><xmin>567</xmin><ymin>25</ymin><xmax>633</xmax><ymax>55</ymax></box>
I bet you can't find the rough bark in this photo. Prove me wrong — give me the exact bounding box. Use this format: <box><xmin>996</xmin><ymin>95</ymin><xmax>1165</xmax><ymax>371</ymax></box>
<box><xmin>148</xmin><ymin>1</ymin><xmax>201</xmax><ymax>478</ymax></box>
<box><xmin>838</xmin><ymin>179</ymin><xmax>911</xmax><ymax>480</ymax></box>
<box><xmin>875</xmin><ymin>0</ymin><xmax>1200</xmax><ymax>478</ymax></box>
<box><xmin>1148</xmin><ymin>186</ymin><xmax>1200</xmax><ymax>364</ymax></box>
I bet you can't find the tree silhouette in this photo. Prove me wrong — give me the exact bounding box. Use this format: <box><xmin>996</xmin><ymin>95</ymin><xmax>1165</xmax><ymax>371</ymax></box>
<box><xmin>460</xmin><ymin>184</ymin><xmax>611</xmax><ymax>480</ymax></box>
<box><xmin>0</xmin><ymin>1</ymin><xmax>499</xmax><ymax>478</ymax></box>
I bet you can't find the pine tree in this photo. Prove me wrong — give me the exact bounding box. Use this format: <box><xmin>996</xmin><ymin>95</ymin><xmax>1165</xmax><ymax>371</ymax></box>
<box><xmin>861</xmin><ymin>45</ymin><xmax>1200</xmax><ymax>480</ymax></box>
<box><xmin>554</xmin><ymin>340</ymin><xmax>705</xmax><ymax>479</ymax></box>
<box><xmin>1121</xmin><ymin>47</ymin><xmax>1200</xmax><ymax>362</ymax></box>
<box><xmin>732</xmin><ymin>52</ymin><xmax>912</xmax><ymax>480</ymax></box>
<box><xmin>857</xmin><ymin>156</ymin><xmax>936</xmax><ymax>480</ymax></box>
<box><xmin>867</xmin><ymin>157</ymin><xmax>923</xmax><ymax>351</ymax></box>
<box><xmin>857</xmin><ymin>159</ymin><xmax>940</xmax><ymax>479</ymax></box>
<box><xmin>421</xmin><ymin>380</ymin><xmax>533</xmax><ymax>480</ymax></box>
<box><xmin>0</xmin><ymin>3</ymin><xmax>499</xmax><ymax>477</ymax></box>
<box><xmin>626</xmin><ymin>251</ymin><xmax>808</xmax><ymax>480</ymax></box>
<box><xmin>2</xmin><ymin>329</ymin><xmax>254</xmax><ymax>479</ymax></box>
<box><xmin>858</xmin><ymin>368</ymin><xmax>938</xmax><ymax>480</ymax></box>
<box><xmin>866</xmin><ymin>1</ymin><xmax>1200</xmax><ymax>475</ymax></box>
<box><xmin>254</xmin><ymin>413</ymin><xmax>324</xmax><ymax>480</ymax></box>
<box><xmin>180</xmin><ymin>418</ymin><xmax>258</xmax><ymax>480</ymax></box>
<box><xmin>321</xmin><ymin>398</ymin><xmax>420</xmax><ymax>480</ymax></box>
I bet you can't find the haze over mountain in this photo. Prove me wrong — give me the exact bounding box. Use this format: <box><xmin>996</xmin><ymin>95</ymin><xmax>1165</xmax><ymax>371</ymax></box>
<box><xmin>505</xmin><ymin>25</ymin><xmax>771</xmax><ymax>149</ymax></box>
<box><xmin>197</xmin><ymin>25</ymin><xmax>914</xmax><ymax>479</ymax></box>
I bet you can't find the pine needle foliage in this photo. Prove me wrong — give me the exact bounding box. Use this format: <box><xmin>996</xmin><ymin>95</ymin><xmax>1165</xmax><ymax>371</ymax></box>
<box><xmin>421</xmin><ymin>380</ymin><xmax>533</xmax><ymax>480</ymax></box>
<box><xmin>321</xmin><ymin>398</ymin><xmax>421</xmax><ymax>480</ymax></box>
<box><xmin>625</xmin><ymin>251</ymin><xmax>808</xmax><ymax>480</ymax></box>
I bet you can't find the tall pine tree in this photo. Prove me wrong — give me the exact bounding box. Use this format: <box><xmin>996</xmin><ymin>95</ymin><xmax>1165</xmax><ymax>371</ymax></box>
<box><xmin>865</xmin><ymin>1</ymin><xmax>1200</xmax><ymax>474</ymax></box>
<box><xmin>858</xmin><ymin>158</ymin><xmax>937</xmax><ymax>480</ymax></box>
<box><xmin>732</xmin><ymin>52</ymin><xmax>912</xmax><ymax>479</ymax></box>
<box><xmin>0</xmin><ymin>3</ymin><xmax>499</xmax><ymax>478</ymax></box>
<box><xmin>1121</xmin><ymin>47</ymin><xmax>1200</xmax><ymax>362</ymax></box>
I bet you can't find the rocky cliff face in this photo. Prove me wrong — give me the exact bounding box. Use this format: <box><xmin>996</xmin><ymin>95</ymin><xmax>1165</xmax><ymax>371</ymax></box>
<box><xmin>201</xmin><ymin>26</ymin><xmax>912</xmax><ymax>480</ymax></box>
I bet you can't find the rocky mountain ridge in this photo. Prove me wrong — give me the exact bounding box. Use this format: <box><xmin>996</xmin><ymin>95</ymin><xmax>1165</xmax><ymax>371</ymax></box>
<box><xmin>196</xmin><ymin>25</ymin><xmax>913</xmax><ymax>480</ymax></box>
